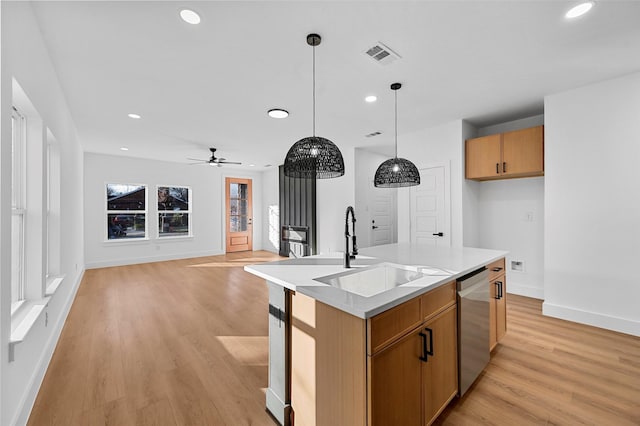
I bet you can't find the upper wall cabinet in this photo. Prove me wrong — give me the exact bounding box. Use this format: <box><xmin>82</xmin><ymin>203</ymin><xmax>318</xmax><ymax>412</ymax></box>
<box><xmin>465</xmin><ymin>125</ymin><xmax>544</xmax><ymax>180</ymax></box>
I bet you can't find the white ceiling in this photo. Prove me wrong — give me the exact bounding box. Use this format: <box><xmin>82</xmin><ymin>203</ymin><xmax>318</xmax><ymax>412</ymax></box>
<box><xmin>30</xmin><ymin>1</ymin><xmax>640</xmax><ymax>170</ymax></box>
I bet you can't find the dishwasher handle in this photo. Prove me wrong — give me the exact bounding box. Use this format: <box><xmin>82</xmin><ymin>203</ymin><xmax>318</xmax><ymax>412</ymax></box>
<box><xmin>457</xmin><ymin>267</ymin><xmax>488</xmax><ymax>292</ymax></box>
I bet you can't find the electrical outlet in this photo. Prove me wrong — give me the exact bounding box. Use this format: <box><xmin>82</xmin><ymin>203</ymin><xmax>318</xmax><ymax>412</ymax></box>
<box><xmin>526</xmin><ymin>212</ymin><xmax>534</xmax><ymax>222</ymax></box>
<box><xmin>511</xmin><ymin>260</ymin><xmax>524</xmax><ymax>272</ymax></box>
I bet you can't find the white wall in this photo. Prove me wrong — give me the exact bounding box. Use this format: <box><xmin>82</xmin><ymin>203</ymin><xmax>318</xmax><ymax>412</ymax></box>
<box><xmin>462</xmin><ymin>120</ymin><xmax>480</xmax><ymax>248</ymax></box>
<box><xmin>398</xmin><ymin>120</ymin><xmax>465</xmax><ymax>247</ymax></box>
<box><xmin>1</xmin><ymin>2</ymin><xmax>85</xmax><ymax>424</ymax></box>
<box><xmin>261</xmin><ymin>167</ymin><xmax>280</xmax><ymax>254</ymax></box>
<box><xmin>478</xmin><ymin>178</ymin><xmax>545</xmax><ymax>298</ymax></box>
<box><xmin>316</xmin><ymin>147</ymin><xmax>355</xmax><ymax>254</ymax></box>
<box><xmin>84</xmin><ymin>153</ymin><xmax>265</xmax><ymax>268</ymax></box>
<box><xmin>544</xmin><ymin>72</ymin><xmax>640</xmax><ymax>336</ymax></box>
<box><xmin>354</xmin><ymin>148</ymin><xmax>397</xmax><ymax>248</ymax></box>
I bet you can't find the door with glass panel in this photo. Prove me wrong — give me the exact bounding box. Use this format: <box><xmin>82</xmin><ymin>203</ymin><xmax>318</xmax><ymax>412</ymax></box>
<box><xmin>225</xmin><ymin>177</ymin><xmax>253</xmax><ymax>252</ymax></box>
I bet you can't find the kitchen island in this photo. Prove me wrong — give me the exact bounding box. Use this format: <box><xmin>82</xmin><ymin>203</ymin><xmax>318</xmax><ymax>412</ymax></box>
<box><xmin>245</xmin><ymin>243</ymin><xmax>508</xmax><ymax>426</ymax></box>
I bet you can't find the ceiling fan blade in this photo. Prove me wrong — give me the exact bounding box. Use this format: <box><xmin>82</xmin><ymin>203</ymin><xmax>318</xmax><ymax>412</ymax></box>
<box><xmin>220</xmin><ymin>161</ymin><xmax>242</xmax><ymax>165</ymax></box>
<box><xmin>187</xmin><ymin>158</ymin><xmax>208</xmax><ymax>162</ymax></box>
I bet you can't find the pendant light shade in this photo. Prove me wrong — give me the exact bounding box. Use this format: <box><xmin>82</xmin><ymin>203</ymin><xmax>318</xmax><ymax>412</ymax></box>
<box><xmin>374</xmin><ymin>83</ymin><xmax>420</xmax><ymax>188</ymax></box>
<box><xmin>283</xmin><ymin>34</ymin><xmax>345</xmax><ymax>179</ymax></box>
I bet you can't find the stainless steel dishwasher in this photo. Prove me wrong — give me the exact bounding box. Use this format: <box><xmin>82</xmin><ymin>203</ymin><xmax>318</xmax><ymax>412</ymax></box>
<box><xmin>457</xmin><ymin>267</ymin><xmax>490</xmax><ymax>396</ymax></box>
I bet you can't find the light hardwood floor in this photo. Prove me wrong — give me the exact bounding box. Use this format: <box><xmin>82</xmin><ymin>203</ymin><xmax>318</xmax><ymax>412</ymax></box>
<box><xmin>29</xmin><ymin>252</ymin><xmax>640</xmax><ymax>425</ymax></box>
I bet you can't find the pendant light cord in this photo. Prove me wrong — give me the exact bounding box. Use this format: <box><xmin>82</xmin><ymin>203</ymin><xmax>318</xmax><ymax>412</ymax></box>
<box><xmin>394</xmin><ymin>88</ymin><xmax>398</xmax><ymax>159</ymax></box>
<box><xmin>312</xmin><ymin>42</ymin><xmax>316</xmax><ymax>137</ymax></box>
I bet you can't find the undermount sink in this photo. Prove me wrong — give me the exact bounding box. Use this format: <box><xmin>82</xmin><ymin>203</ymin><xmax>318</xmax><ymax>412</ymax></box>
<box><xmin>313</xmin><ymin>263</ymin><xmax>426</xmax><ymax>297</ymax></box>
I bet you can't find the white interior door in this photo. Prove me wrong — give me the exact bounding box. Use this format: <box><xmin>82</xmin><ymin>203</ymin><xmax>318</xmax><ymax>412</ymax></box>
<box><xmin>371</xmin><ymin>194</ymin><xmax>394</xmax><ymax>246</ymax></box>
<box><xmin>410</xmin><ymin>166</ymin><xmax>450</xmax><ymax>246</ymax></box>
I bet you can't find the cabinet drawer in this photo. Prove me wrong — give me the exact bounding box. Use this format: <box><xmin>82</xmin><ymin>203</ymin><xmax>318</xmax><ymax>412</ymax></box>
<box><xmin>368</xmin><ymin>297</ymin><xmax>421</xmax><ymax>355</ymax></box>
<box><xmin>420</xmin><ymin>281</ymin><xmax>456</xmax><ymax>321</ymax></box>
<box><xmin>488</xmin><ymin>258</ymin><xmax>505</xmax><ymax>281</ymax></box>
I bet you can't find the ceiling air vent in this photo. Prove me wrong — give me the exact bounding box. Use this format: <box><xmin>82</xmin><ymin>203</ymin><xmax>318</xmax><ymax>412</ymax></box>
<box><xmin>365</xmin><ymin>131</ymin><xmax>382</xmax><ymax>138</ymax></box>
<box><xmin>364</xmin><ymin>42</ymin><xmax>401</xmax><ymax>65</ymax></box>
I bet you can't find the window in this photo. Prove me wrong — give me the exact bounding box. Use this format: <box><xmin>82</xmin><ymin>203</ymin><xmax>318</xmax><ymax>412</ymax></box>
<box><xmin>46</xmin><ymin>129</ymin><xmax>61</xmax><ymax>282</ymax></box>
<box><xmin>158</xmin><ymin>186</ymin><xmax>191</xmax><ymax>237</ymax></box>
<box><xmin>106</xmin><ymin>183</ymin><xmax>147</xmax><ymax>240</ymax></box>
<box><xmin>11</xmin><ymin>107</ymin><xmax>26</xmax><ymax>313</ymax></box>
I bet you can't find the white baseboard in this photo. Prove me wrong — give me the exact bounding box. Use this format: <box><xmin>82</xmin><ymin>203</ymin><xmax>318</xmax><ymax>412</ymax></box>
<box><xmin>13</xmin><ymin>267</ymin><xmax>85</xmax><ymax>426</ymax></box>
<box><xmin>85</xmin><ymin>249</ymin><xmax>225</xmax><ymax>269</ymax></box>
<box><xmin>543</xmin><ymin>302</ymin><xmax>640</xmax><ymax>337</ymax></box>
<box><xmin>506</xmin><ymin>281</ymin><xmax>544</xmax><ymax>300</ymax></box>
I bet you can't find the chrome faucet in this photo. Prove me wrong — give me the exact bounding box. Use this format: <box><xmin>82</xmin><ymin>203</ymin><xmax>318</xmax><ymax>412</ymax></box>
<box><xmin>344</xmin><ymin>206</ymin><xmax>358</xmax><ymax>268</ymax></box>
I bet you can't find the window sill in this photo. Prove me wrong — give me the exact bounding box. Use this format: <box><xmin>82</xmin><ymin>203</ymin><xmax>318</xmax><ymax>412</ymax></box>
<box><xmin>102</xmin><ymin>237</ymin><xmax>150</xmax><ymax>246</ymax></box>
<box><xmin>45</xmin><ymin>275</ymin><xmax>65</xmax><ymax>296</ymax></box>
<box><xmin>11</xmin><ymin>300</ymin><xmax>26</xmax><ymax>316</ymax></box>
<box><xmin>156</xmin><ymin>235</ymin><xmax>194</xmax><ymax>241</ymax></box>
<box><xmin>10</xmin><ymin>299</ymin><xmax>50</xmax><ymax>362</ymax></box>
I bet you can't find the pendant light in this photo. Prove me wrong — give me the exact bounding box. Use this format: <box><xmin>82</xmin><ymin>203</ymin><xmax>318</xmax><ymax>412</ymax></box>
<box><xmin>374</xmin><ymin>83</ymin><xmax>421</xmax><ymax>188</ymax></box>
<box><xmin>283</xmin><ymin>34</ymin><xmax>345</xmax><ymax>179</ymax></box>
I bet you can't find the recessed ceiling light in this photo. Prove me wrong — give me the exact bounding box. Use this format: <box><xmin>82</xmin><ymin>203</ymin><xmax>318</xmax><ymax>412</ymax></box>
<box><xmin>127</xmin><ymin>113</ymin><xmax>141</xmax><ymax>119</ymax></box>
<box><xmin>248</xmin><ymin>164</ymin><xmax>255</xmax><ymax>167</ymax></box>
<box><xmin>365</xmin><ymin>95</ymin><xmax>377</xmax><ymax>103</ymax></box>
<box><xmin>566</xmin><ymin>1</ymin><xmax>594</xmax><ymax>19</ymax></box>
<box><xmin>179</xmin><ymin>9</ymin><xmax>201</xmax><ymax>25</ymax></box>
<box><xmin>268</xmin><ymin>109</ymin><xmax>289</xmax><ymax>119</ymax></box>
<box><xmin>120</xmin><ymin>147</ymin><xmax>129</xmax><ymax>151</ymax></box>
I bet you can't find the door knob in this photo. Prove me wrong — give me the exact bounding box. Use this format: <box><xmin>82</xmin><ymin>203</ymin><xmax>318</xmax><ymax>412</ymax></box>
<box><xmin>432</xmin><ymin>232</ymin><xmax>443</xmax><ymax>237</ymax></box>
<box><xmin>372</xmin><ymin>225</ymin><xmax>379</xmax><ymax>229</ymax></box>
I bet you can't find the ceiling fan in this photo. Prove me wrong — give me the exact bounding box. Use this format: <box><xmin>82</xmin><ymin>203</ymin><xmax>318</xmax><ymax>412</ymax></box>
<box><xmin>188</xmin><ymin>148</ymin><xmax>241</xmax><ymax>167</ymax></box>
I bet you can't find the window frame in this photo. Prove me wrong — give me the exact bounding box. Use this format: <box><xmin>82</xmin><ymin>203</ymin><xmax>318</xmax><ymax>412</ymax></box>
<box><xmin>156</xmin><ymin>185</ymin><xmax>192</xmax><ymax>239</ymax></box>
<box><xmin>105</xmin><ymin>183</ymin><xmax>148</xmax><ymax>242</ymax></box>
<box><xmin>11</xmin><ymin>107</ymin><xmax>26</xmax><ymax>314</ymax></box>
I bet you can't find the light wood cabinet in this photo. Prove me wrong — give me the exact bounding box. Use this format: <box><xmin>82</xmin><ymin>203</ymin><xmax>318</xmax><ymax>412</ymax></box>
<box><xmin>369</xmin><ymin>305</ymin><xmax>457</xmax><ymax>426</ymax></box>
<box><xmin>370</xmin><ymin>327</ymin><xmax>423</xmax><ymax>426</ymax></box>
<box><xmin>488</xmin><ymin>258</ymin><xmax>507</xmax><ymax>351</ymax></box>
<box><xmin>466</xmin><ymin>126</ymin><xmax>544</xmax><ymax>181</ymax></box>
<box><xmin>422</xmin><ymin>305</ymin><xmax>458</xmax><ymax>425</ymax></box>
<box><xmin>369</xmin><ymin>282</ymin><xmax>457</xmax><ymax>426</ymax></box>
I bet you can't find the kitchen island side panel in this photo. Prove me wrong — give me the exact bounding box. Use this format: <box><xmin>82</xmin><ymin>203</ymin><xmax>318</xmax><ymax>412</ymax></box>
<box><xmin>290</xmin><ymin>292</ymin><xmax>367</xmax><ymax>425</ymax></box>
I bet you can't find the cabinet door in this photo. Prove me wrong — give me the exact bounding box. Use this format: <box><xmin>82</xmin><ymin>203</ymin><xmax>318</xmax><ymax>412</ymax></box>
<box><xmin>370</xmin><ymin>327</ymin><xmax>422</xmax><ymax>426</ymax></box>
<box><xmin>489</xmin><ymin>280</ymin><xmax>498</xmax><ymax>351</ymax></box>
<box><xmin>465</xmin><ymin>134</ymin><xmax>501</xmax><ymax>179</ymax></box>
<box><xmin>502</xmin><ymin>126</ymin><xmax>544</xmax><ymax>177</ymax></box>
<box><xmin>422</xmin><ymin>305</ymin><xmax>458</xmax><ymax>426</ymax></box>
<box><xmin>496</xmin><ymin>278</ymin><xmax>507</xmax><ymax>342</ymax></box>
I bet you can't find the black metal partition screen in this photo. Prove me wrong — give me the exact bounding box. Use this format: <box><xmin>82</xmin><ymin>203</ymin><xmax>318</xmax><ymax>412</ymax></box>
<box><xmin>279</xmin><ymin>165</ymin><xmax>316</xmax><ymax>257</ymax></box>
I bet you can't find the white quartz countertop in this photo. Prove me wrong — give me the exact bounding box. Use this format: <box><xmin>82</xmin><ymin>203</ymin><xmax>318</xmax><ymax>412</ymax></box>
<box><xmin>244</xmin><ymin>243</ymin><xmax>508</xmax><ymax>318</ymax></box>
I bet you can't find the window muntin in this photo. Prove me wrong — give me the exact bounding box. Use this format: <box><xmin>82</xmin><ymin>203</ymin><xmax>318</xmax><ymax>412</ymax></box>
<box><xmin>106</xmin><ymin>183</ymin><xmax>147</xmax><ymax>240</ymax></box>
<box><xmin>157</xmin><ymin>186</ymin><xmax>191</xmax><ymax>237</ymax></box>
<box><xmin>11</xmin><ymin>108</ymin><xmax>26</xmax><ymax>311</ymax></box>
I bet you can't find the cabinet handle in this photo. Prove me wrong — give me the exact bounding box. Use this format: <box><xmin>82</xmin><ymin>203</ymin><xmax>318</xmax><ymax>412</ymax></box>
<box><xmin>494</xmin><ymin>281</ymin><xmax>501</xmax><ymax>300</ymax></box>
<box><xmin>496</xmin><ymin>163</ymin><xmax>499</xmax><ymax>174</ymax></box>
<box><xmin>425</xmin><ymin>327</ymin><xmax>434</xmax><ymax>357</ymax></box>
<box><xmin>503</xmin><ymin>162</ymin><xmax>507</xmax><ymax>173</ymax></box>
<box><xmin>491</xmin><ymin>267</ymin><xmax>503</xmax><ymax>272</ymax></box>
<box><xmin>496</xmin><ymin>281</ymin><xmax>503</xmax><ymax>299</ymax></box>
<box><xmin>419</xmin><ymin>331</ymin><xmax>429</xmax><ymax>362</ymax></box>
